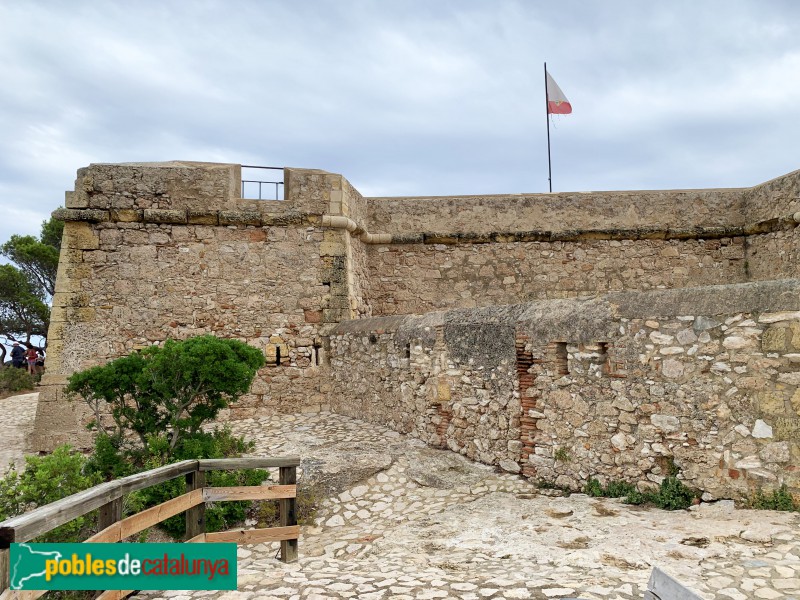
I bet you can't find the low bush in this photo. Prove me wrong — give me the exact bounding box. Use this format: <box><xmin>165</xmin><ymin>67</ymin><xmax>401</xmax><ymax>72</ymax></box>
<box><xmin>0</xmin><ymin>366</ymin><xmax>38</xmax><ymax>394</ymax></box>
<box><xmin>91</xmin><ymin>427</ymin><xmax>268</xmax><ymax>539</ymax></box>
<box><xmin>749</xmin><ymin>485</ymin><xmax>799</xmax><ymax>511</ymax></box>
<box><xmin>0</xmin><ymin>445</ymin><xmax>101</xmax><ymax>542</ymax></box>
<box><xmin>584</xmin><ymin>475</ymin><xmax>699</xmax><ymax>510</ymax></box>
<box><xmin>584</xmin><ymin>477</ymin><xmax>637</xmax><ymax>498</ymax></box>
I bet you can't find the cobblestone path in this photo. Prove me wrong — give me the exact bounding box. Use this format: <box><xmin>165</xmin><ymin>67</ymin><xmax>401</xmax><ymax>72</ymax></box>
<box><xmin>0</xmin><ymin>391</ymin><xmax>37</xmax><ymax>473</ymax></box>
<box><xmin>144</xmin><ymin>412</ymin><xmax>799</xmax><ymax>600</ymax></box>
<box><xmin>1</xmin><ymin>394</ymin><xmax>798</xmax><ymax>599</ymax></box>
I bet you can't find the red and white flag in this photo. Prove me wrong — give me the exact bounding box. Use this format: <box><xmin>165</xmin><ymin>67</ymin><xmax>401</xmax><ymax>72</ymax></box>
<box><xmin>546</xmin><ymin>70</ymin><xmax>572</xmax><ymax>114</ymax></box>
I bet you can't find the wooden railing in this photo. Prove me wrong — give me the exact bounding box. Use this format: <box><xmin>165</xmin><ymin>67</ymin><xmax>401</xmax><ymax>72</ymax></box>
<box><xmin>0</xmin><ymin>457</ymin><xmax>299</xmax><ymax>600</ymax></box>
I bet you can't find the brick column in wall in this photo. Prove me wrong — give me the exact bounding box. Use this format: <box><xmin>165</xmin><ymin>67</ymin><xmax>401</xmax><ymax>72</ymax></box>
<box><xmin>434</xmin><ymin>404</ymin><xmax>452</xmax><ymax>449</ymax></box>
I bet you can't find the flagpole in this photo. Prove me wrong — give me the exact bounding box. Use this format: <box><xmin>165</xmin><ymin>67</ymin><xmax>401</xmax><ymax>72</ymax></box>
<box><xmin>544</xmin><ymin>62</ymin><xmax>552</xmax><ymax>193</ymax></box>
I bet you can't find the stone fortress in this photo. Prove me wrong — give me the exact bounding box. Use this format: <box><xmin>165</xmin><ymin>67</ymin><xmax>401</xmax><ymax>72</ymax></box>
<box><xmin>31</xmin><ymin>161</ymin><xmax>800</xmax><ymax>501</ymax></box>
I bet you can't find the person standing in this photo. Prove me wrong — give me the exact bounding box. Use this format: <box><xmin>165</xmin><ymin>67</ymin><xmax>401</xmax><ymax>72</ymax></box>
<box><xmin>10</xmin><ymin>342</ymin><xmax>25</xmax><ymax>369</ymax></box>
<box><xmin>24</xmin><ymin>346</ymin><xmax>38</xmax><ymax>374</ymax></box>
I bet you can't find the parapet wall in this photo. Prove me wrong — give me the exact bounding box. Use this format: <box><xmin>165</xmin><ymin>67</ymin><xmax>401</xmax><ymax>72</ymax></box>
<box><xmin>329</xmin><ymin>280</ymin><xmax>800</xmax><ymax>499</ymax></box>
<box><xmin>366</xmin><ymin>187</ymin><xmax>746</xmax><ymax>235</ymax></box>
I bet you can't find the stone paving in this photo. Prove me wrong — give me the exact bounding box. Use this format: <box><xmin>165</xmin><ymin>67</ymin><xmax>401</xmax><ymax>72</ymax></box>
<box><xmin>0</xmin><ymin>391</ymin><xmax>37</xmax><ymax>473</ymax></box>
<box><xmin>1</xmin><ymin>393</ymin><xmax>799</xmax><ymax>599</ymax></box>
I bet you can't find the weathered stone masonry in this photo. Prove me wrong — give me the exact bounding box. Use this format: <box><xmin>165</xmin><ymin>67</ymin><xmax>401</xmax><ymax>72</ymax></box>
<box><xmin>32</xmin><ymin>161</ymin><xmax>800</xmax><ymax>499</ymax></box>
<box><xmin>328</xmin><ymin>281</ymin><xmax>800</xmax><ymax>499</ymax></box>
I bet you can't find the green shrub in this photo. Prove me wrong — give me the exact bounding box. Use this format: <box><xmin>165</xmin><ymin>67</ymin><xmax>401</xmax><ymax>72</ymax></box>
<box><xmin>100</xmin><ymin>427</ymin><xmax>268</xmax><ymax>539</ymax></box>
<box><xmin>65</xmin><ymin>335</ymin><xmax>265</xmax><ymax>453</ymax></box>
<box><xmin>0</xmin><ymin>445</ymin><xmax>101</xmax><ymax>542</ymax></box>
<box><xmin>750</xmin><ymin>485</ymin><xmax>799</xmax><ymax>511</ymax></box>
<box><xmin>583</xmin><ymin>475</ymin><xmax>698</xmax><ymax>510</ymax></box>
<box><xmin>0</xmin><ymin>366</ymin><xmax>38</xmax><ymax>393</ymax></box>
<box><xmin>15</xmin><ymin>337</ymin><xmax>273</xmax><ymax>542</ymax></box>
<box><xmin>583</xmin><ymin>478</ymin><xmax>636</xmax><ymax>498</ymax></box>
<box><xmin>553</xmin><ymin>448</ymin><xmax>571</xmax><ymax>462</ymax></box>
<box><xmin>584</xmin><ymin>477</ymin><xmax>604</xmax><ymax>497</ymax></box>
<box><xmin>606</xmin><ymin>480</ymin><xmax>637</xmax><ymax>498</ymax></box>
<box><xmin>652</xmin><ymin>475</ymin><xmax>698</xmax><ymax>510</ymax></box>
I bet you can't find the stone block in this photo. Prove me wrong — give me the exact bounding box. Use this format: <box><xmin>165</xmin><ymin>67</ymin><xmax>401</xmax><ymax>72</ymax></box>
<box><xmin>187</xmin><ymin>210</ymin><xmax>219</xmax><ymax>225</ymax></box>
<box><xmin>63</xmin><ymin>222</ymin><xmax>99</xmax><ymax>250</ymax></box>
<box><xmin>756</xmin><ymin>391</ymin><xmax>788</xmax><ymax>416</ymax></box>
<box><xmin>323</xmin><ymin>308</ymin><xmax>347</xmax><ymax>322</ymax></box>
<box><xmin>762</xmin><ymin>324</ymin><xmax>790</xmax><ymax>352</ymax></box>
<box><xmin>65</xmin><ymin>306</ymin><xmax>96</xmax><ymax>322</ymax></box>
<box><xmin>304</xmin><ymin>310</ymin><xmax>323</xmax><ymax>323</ymax></box>
<box><xmin>219</xmin><ymin>211</ymin><xmax>261</xmax><ymax>226</ymax></box>
<box><xmin>759</xmin><ymin>311</ymin><xmax>800</xmax><ymax>323</ymax></box>
<box><xmin>661</xmin><ymin>359</ymin><xmax>685</xmax><ymax>379</ymax></box>
<box><xmin>109</xmin><ymin>208</ymin><xmax>142</xmax><ymax>223</ymax></box>
<box><xmin>65</xmin><ymin>190</ymin><xmax>88</xmax><ymax>209</ymax></box>
<box><xmin>752</xmin><ymin>419</ymin><xmax>773</xmax><ymax>438</ymax></box>
<box><xmin>143</xmin><ymin>208</ymin><xmax>186</xmax><ymax>224</ymax></box>
<box><xmin>760</xmin><ymin>441</ymin><xmax>790</xmax><ymax>463</ymax></box>
<box><xmin>320</xmin><ymin>241</ymin><xmax>346</xmax><ymax>256</ymax></box>
<box><xmin>651</xmin><ymin>414</ymin><xmax>680</xmax><ymax>433</ymax></box>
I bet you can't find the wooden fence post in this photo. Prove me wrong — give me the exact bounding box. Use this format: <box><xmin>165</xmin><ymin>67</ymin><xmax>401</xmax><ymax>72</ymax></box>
<box><xmin>279</xmin><ymin>466</ymin><xmax>297</xmax><ymax>562</ymax></box>
<box><xmin>185</xmin><ymin>470</ymin><xmax>206</xmax><ymax>540</ymax></box>
<box><xmin>0</xmin><ymin>547</ymin><xmax>9</xmax><ymax>594</ymax></box>
<box><xmin>98</xmin><ymin>497</ymin><xmax>123</xmax><ymax>533</ymax></box>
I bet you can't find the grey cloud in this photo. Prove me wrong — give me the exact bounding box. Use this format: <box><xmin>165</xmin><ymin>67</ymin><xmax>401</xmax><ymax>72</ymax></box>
<box><xmin>1</xmin><ymin>0</ymin><xmax>799</xmax><ymax>246</ymax></box>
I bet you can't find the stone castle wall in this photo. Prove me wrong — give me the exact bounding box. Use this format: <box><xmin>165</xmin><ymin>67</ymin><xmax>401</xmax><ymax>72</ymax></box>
<box><xmin>329</xmin><ymin>280</ymin><xmax>800</xmax><ymax>499</ymax></box>
<box><xmin>367</xmin><ymin>238</ymin><xmax>748</xmax><ymax>315</ymax></box>
<box><xmin>31</xmin><ymin>160</ymin><xmax>800</xmax><ymax>500</ymax></box>
<box><xmin>33</xmin><ymin>163</ymin><xmax>355</xmax><ymax>449</ymax></box>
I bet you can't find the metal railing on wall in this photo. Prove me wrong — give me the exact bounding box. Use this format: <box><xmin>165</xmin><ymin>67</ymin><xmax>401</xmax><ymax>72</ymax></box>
<box><xmin>241</xmin><ymin>165</ymin><xmax>284</xmax><ymax>200</ymax></box>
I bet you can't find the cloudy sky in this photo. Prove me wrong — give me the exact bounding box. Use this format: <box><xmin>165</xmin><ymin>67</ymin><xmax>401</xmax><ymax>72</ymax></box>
<box><xmin>1</xmin><ymin>0</ymin><xmax>799</xmax><ymax>244</ymax></box>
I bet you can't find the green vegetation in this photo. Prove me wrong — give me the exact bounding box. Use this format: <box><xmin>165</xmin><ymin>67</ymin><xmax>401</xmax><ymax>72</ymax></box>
<box><xmin>0</xmin><ymin>336</ymin><xmax>269</xmax><ymax>544</ymax></box>
<box><xmin>115</xmin><ymin>428</ymin><xmax>267</xmax><ymax>538</ymax></box>
<box><xmin>553</xmin><ymin>447</ymin><xmax>571</xmax><ymax>462</ymax></box>
<box><xmin>0</xmin><ymin>365</ymin><xmax>39</xmax><ymax>394</ymax></box>
<box><xmin>0</xmin><ymin>215</ymin><xmax>62</xmax><ymax>359</ymax></box>
<box><xmin>65</xmin><ymin>335</ymin><xmax>265</xmax><ymax>454</ymax></box>
<box><xmin>584</xmin><ymin>477</ymin><xmax>637</xmax><ymax>499</ymax></box>
<box><xmin>67</xmin><ymin>335</ymin><xmax>268</xmax><ymax>537</ymax></box>
<box><xmin>584</xmin><ymin>474</ymin><xmax>700</xmax><ymax>510</ymax></box>
<box><xmin>749</xmin><ymin>485</ymin><xmax>799</xmax><ymax>511</ymax></box>
<box><xmin>0</xmin><ymin>446</ymin><xmax>101</xmax><ymax>542</ymax></box>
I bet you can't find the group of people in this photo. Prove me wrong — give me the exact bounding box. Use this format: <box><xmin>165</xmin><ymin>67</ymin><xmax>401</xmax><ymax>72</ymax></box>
<box><xmin>9</xmin><ymin>342</ymin><xmax>45</xmax><ymax>374</ymax></box>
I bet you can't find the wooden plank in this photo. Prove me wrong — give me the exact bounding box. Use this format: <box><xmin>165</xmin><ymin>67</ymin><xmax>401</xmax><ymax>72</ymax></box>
<box><xmin>0</xmin><ymin>548</ymin><xmax>8</xmax><ymax>594</ymax></box>
<box><xmin>185</xmin><ymin>471</ymin><xmax>206</xmax><ymax>541</ymax></box>
<box><xmin>0</xmin><ymin>591</ymin><xmax>45</xmax><ymax>600</ymax></box>
<box><xmin>96</xmin><ymin>591</ymin><xmax>131</xmax><ymax>600</ymax></box>
<box><xmin>647</xmin><ymin>567</ymin><xmax>703</xmax><ymax>600</ymax></box>
<box><xmin>185</xmin><ymin>533</ymin><xmax>206</xmax><ymax>543</ymax></box>
<box><xmin>198</xmin><ymin>457</ymin><xmax>300</xmax><ymax>471</ymax></box>
<box><xmin>279</xmin><ymin>466</ymin><xmax>298</xmax><ymax>563</ymax></box>
<box><xmin>205</xmin><ymin>525</ymin><xmax>299</xmax><ymax>544</ymax></box>
<box><xmin>203</xmin><ymin>485</ymin><xmax>296</xmax><ymax>502</ymax></box>
<box><xmin>98</xmin><ymin>497</ymin><xmax>123</xmax><ymax>532</ymax></box>
<box><xmin>87</xmin><ymin>489</ymin><xmax>204</xmax><ymax>543</ymax></box>
<box><xmin>0</xmin><ymin>460</ymin><xmax>198</xmax><ymax>547</ymax></box>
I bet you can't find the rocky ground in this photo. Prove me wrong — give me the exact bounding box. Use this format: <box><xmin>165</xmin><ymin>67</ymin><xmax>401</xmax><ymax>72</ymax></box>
<box><xmin>1</xmin><ymin>393</ymin><xmax>799</xmax><ymax>599</ymax></box>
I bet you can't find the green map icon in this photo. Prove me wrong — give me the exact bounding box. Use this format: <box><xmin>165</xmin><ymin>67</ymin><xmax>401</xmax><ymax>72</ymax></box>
<box><xmin>10</xmin><ymin>543</ymin><xmax>63</xmax><ymax>590</ymax></box>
